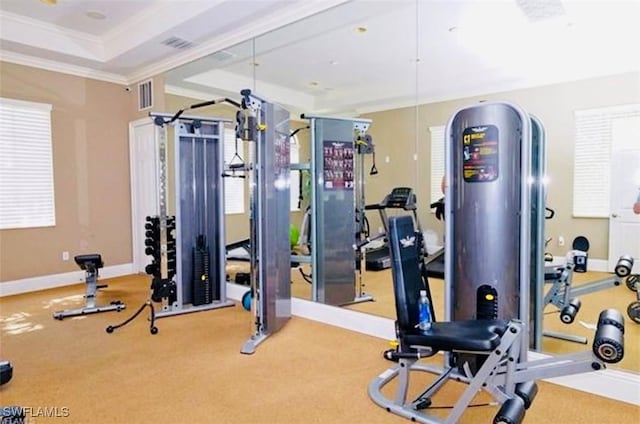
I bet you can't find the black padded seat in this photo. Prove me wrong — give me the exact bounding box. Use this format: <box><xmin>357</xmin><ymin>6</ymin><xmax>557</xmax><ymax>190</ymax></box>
<box><xmin>74</xmin><ymin>254</ymin><xmax>103</xmax><ymax>270</ymax></box>
<box><xmin>403</xmin><ymin>319</ymin><xmax>508</xmax><ymax>352</ymax></box>
<box><xmin>544</xmin><ymin>265</ymin><xmax>562</xmax><ymax>281</ymax></box>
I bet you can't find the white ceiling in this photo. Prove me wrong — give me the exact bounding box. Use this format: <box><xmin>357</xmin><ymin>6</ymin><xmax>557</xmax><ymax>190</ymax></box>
<box><xmin>2</xmin><ymin>0</ymin><xmax>640</xmax><ymax>115</ymax></box>
<box><xmin>0</xmin><ymin>0</ymin><xmax>347</xmax><ymax>82</ymax></box>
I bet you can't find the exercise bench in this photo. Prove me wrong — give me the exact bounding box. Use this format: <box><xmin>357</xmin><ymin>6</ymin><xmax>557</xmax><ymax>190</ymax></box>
<box><xmin>53</xmin><ymin>254</ymin><xmax>126</xmax><ymax>320</ymax></box>
<box><xmin>368</xmin><ymin>215</ymin><xmax>625</xmax><ymax>424</ymax></box>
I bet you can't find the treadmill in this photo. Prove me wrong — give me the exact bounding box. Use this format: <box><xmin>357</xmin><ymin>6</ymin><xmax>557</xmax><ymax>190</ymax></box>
<box><xmin>364</xmin><ymin>187</ymin><xmax>422</xmax><ymax>271</ymax></box>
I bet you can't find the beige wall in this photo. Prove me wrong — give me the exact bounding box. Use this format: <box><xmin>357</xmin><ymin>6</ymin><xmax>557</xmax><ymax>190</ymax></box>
<box><xmin>0</xmin><ymin>62</ymin><xmax>139</xmax><ymax>281</ymax></box>
<box><xmin>1</xmin><ymin>62</ymin><xmax>635</xmax><ymax>283</ymax></box>
<box><xmin>363</xmin><ymin>71</ymin><xmax>640</xmax><ymax>259</ymax></box>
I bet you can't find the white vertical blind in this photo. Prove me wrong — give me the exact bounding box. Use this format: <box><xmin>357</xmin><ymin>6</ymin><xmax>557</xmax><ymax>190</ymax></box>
<box><xmin>290</xmin><ymin>135</ymin><xmax>300</xmax><ymax>212</ymax></box>
<box><xmin>0</xmin><ymin>97</ymin><xmax>55</xmax><ymax>229</ymax></box>
<box><xmin>573</xmin><ymin>104</ymin><xmax>640</xmax><ymax>218</ymax></box>
<box><xmin>223</xmin><ymin>128</ymin><xmax>244</xmax><ymax>215</ymax></box>
<box><xmin>429</xmin><ymin>125</ymin><xmax>445</xmax><ymax>205</ymax></box>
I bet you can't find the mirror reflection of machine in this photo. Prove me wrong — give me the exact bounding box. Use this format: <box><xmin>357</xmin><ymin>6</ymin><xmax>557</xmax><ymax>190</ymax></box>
<box><xmin>364</xmin><ymin>187</ymin><xmax>423</xmax><ymax>271</ymax></box>
<box><xmin>290</xmin><ymin>115</ymin><xmax>378</xmax><ymax>306</ymax></box>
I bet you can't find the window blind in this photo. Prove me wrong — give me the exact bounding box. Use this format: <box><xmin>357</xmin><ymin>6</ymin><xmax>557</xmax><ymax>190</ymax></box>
<box><xmin>573</xmin><ymin>104</ymin><xmax>640</xmax><ymax>218</ymax></box>
<box><xmin>0</xmin><ymin>97</ymin><xmax>55</xmax><ymax>229</ymax></box>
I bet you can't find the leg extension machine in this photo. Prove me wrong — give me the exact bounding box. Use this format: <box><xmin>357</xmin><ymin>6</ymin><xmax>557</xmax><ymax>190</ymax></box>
<box><xmin>369</xmin><ymin>216</ymin><xmax>625</xmax><ymax>424</ymax></box>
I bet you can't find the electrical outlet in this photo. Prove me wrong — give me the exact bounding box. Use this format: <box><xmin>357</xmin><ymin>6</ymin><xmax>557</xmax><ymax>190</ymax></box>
<box><xmin>558</xmin><ymin>236</ymin><xmax>565</xmax><ymax>247</ymax></box>
<box><xmin>62</xmin><ymin>251</ymin><xmax>70</xmax><ymax>261</ymax></box>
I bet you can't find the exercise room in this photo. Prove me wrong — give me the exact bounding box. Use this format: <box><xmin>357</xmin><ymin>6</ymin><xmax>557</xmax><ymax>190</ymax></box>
<box><xmin>1</xmin><ymin>0</ymin><xmax>639</xmax><ymax>423</ymax></box>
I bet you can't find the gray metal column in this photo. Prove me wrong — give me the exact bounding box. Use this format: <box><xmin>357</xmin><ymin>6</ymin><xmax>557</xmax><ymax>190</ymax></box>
<box><xmin>307</xmin><ymin>116</ymin><xmax>373</xmax><ymax>306</ymax></box>
<box><xmin>242</xmin><ymin>90</ymin><xmax>291</xmax><ymax>354</ymax></box>
<box><xmin>529</xmin><ymin>115</ymin><xmax>546</xmax><ymax>350</ymax></box>
<box><xmin>445</xmin><ymin>102</ymin><xmax>532</xmax><ymax>362</ymax></box>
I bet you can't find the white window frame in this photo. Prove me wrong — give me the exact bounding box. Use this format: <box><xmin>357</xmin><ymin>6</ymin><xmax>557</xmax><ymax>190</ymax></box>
<box><xmin>0</xmin><ymin>97</ymin><xmax>56</xmax><ymax>229</ymax></box>
<box><xmin>223</xmin><ymin>128</ymin><xmax>244</xmax><ymax>215</ymax></box>
<box><xmin>573</xmin><ymin>104</ymin><xmax>640</xmax><ymax>218</ymax></box>
<box><xmin>429</xmin><ymin>125</ymin><xmax>446</xmax><ymax>207</ymax></box>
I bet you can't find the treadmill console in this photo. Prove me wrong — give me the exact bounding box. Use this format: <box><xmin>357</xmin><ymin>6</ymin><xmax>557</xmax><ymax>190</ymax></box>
<box><xmin>386</xmin><ymin>187</ymin><xmax>416</xmax><ymax>210</ymax></box>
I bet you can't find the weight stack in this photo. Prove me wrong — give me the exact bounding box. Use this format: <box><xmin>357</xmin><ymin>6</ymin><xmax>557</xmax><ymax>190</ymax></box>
<box><xmin>192</xmin><ymin>235</ymin><xmax>212</xmax><ymax>306</ymax></box>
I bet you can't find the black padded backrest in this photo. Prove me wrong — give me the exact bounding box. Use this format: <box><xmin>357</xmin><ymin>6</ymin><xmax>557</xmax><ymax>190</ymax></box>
<box><xmin>388</xmin><ymin>215</ymin><xmax>425</xmax><ymax>331</ymax></box>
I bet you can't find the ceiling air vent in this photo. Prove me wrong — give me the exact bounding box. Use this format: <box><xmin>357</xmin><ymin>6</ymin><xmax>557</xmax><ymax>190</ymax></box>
<box><xmin>515</xmin><ymin>0</ymin><xmax>565</xmax><ymax>22</ymax></box>
<box><xmin>138</xmin><ymin>79</ymin><xmax>153</xmax><ymax>111</ymax></box>
<box><xmin>161</xmin><ymin>36</ymin><xmax>194</xmax><ymax>50</ymax></box>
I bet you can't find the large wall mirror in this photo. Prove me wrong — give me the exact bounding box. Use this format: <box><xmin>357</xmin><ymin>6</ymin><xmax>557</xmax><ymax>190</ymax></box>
<box><xmin>163</xmin><ymin>0</ymin><xmax>639</xmax><ymax>375</ymax></box>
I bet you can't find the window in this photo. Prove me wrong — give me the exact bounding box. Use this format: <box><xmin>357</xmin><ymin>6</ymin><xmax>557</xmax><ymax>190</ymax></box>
<box><xmin>429</xmin><ymin>125</ymin><xmax>446</xmax><ymax>205</ymax></box>
<box><xmin>222</xmin><ymin>130</ymin><xmax>301</xmax><ymax>214</ymax></box>
<box><xmin>0</xmin><ymin>97</ymin><xmax>55</xmax><ymax>229</ymax></box>
<box><xmin>573</xmin><ymin>104</ymin><xmax>640</xmax><ymax>218</ymax></box>
<box><xmin>223</xmin><ymin>128</ymin><xmax>244</xmax><ymax>215</ymax></box>
<box><xmin>290</xmin><ymin>135</ymin><xmax>300</xmax><ymax>212</ymax></box>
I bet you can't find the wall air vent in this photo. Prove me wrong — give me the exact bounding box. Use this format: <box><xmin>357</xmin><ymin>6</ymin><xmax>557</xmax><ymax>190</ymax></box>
<box><xmin>161</xmin><ymin>36</ymin><xmax>194</xmax><ymax>50</ymax></box>
<box><xmin>138</xmin><ymin>79</ymin><xmax>153</xmax><ymax>111</ymax></box>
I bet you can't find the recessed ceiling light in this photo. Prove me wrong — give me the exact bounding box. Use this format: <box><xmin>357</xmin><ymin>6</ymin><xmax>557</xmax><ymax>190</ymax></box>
<box><xmin>329</xmin><ymin>60</ymin><xmax>339</xmax><ymax>65</ymax></box>
<box><xmin>40</xmin><ymin>0</ymin><xmax>57</xmax><ymax>5</ymax></box>
<box><xmin>356</xmin><ymin>26</ymin><xmax>367</xmax><ymax>34</ymax></box>
<box><xmin>309</xmin><ymin>81</ymin><xmax>319</xmax><ymax>86</ymax></box>
<box><xmin>86</xmin><ymin>11</ymin><xmax>106</xmax><ymax>20</ymax></box>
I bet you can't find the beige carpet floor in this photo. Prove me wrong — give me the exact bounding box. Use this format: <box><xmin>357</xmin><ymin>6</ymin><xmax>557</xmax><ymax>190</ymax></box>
<box><xmin>0</xmin><ymin>275</ymin><xmax>638</xmax><ymax>423</ymax></box>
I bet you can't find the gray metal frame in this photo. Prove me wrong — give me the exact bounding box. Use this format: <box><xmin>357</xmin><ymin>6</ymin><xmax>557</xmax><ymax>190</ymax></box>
<box><xmin>297</xmin><ymin>114</ymin><xmax>374</xmax><ymax>306</ymax></box>
<box><xmin>150</xmin><ymin>113</ymin><xmax>234</xmax><ymax>318</ymax></box>
<box><xmin>368</xmin><ymin>320</ymin><xmax>616</xmax><ymax>424</ymax></box>
<box><xmin>241</xmin><ymin>91</ymin><xmax>292</xmax><ymax>354</ymax></box>
<box><xmin>543</xmin><ymin>252</ymin><xmax>624</xmax><ymax>344</ymax></box>
<box><xmin>53</xmin><ymin>263</ymin><xmax>125</xmax><ymax>319</ymax></box>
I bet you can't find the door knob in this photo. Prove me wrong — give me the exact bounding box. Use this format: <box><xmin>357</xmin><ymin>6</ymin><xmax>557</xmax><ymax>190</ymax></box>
<box><xmin>611</xmin><ymin>213</ymin><xmax>618</xmax><ymax>218</ymax></box>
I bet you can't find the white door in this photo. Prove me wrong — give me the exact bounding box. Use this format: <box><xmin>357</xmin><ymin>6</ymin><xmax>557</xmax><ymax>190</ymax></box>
<box><xmin>608</xmin><ymin>116</ymin><xmax>640</xmax><ymax>274</ymax></box>
<box><xmin>129</xmin><ymin>118</ymin><xmax>159</xmax><ymax>274</ymax></box>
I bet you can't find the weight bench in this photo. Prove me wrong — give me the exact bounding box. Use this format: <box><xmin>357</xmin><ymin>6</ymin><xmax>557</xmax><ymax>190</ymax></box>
<box><xmin>53</xmin><ymin>254</ymin><xmax>126</xmax><ymax>320</ymax></box>
<box><xmin>369</xmin><ymin>215</ymin><xmax>625</xmax><ymax>424</ymax></box>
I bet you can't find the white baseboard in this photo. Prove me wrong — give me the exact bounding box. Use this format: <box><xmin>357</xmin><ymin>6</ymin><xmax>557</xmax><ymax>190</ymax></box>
<box><xmin>0</xmin><ymin>263</ymin><xmax>134</xmax><ymax>297</ymax></box>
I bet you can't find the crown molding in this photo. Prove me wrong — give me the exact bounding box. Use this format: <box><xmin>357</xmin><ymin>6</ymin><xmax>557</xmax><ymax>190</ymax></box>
<box><xmin>0</xmin><ymin>10</ymin><xmax>104</xmax><ymax>61</ymax></box>
<box><xmin>0</xmin><ymin>50</ymin><xmax>128</xmax><ymax>85</ymax></box>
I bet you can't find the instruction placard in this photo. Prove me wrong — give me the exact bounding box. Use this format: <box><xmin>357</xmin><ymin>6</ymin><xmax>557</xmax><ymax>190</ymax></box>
<box><xmin>323</xmin><ymin>140</ymin><xmax>354</xmax><ymax>190</ymax></box>
<box><xmin>462</xmin><ymin>125</ymin><xmax>499</xmax><ymax>183</ymax></box>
